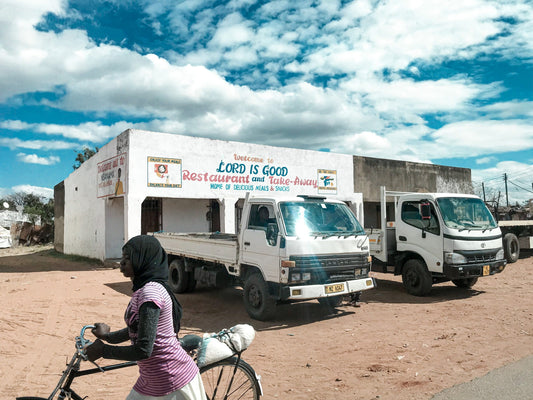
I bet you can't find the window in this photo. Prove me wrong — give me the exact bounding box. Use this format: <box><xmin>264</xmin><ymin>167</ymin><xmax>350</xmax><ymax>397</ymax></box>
<box><xmin>247</xmin><ymin>204</ymin><xmax>276</xmax><ymax>231</ymax></box>
<box><xmin>279</xmin><ymin>201</ymin><xmax>365</xmax><ymax>237</ymax></box>
<box><xmin>401</xmin><ymin>201</ymin><xmax>440</xmax><ymax>235</ymax></box>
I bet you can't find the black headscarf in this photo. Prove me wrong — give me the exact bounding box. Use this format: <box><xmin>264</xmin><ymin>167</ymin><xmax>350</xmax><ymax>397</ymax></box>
<box><xmin>123</xmin><ymin>235</ymin><xmax>182</xmax><ymax>334</ymax></box>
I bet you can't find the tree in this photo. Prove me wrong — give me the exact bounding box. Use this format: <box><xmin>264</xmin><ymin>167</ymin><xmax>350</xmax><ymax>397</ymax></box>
<box><xmin>73</xmin><ymin>146</ymin><xmax>99</xmax><ymax>170</ymax></box>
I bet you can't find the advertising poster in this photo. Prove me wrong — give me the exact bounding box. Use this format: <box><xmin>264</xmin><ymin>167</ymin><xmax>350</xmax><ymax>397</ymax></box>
<box><xmin>97</xmin><ymin>153</ymin><xmax>127</xmax><ymax>198</ymax></box>
<box><xmin>147</xmin><ymin>156</ymin><xmax>182</xmax><ymax>188</ymax></box>
<box><xmin>317</xmin><ymin>169</ymin><xmax>337</xmax><ymax>194</ymax></box>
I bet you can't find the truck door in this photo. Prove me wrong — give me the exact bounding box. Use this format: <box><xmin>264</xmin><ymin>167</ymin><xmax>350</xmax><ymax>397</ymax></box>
<box><xmin>240</xmin><ymin>203</ymin><xmax>281</xmax><ymax>282</ymax></box>
<box><xmin>397</xmin><ymin>200</ymin><xmax>443</xmax><ymax>273</ymax></box>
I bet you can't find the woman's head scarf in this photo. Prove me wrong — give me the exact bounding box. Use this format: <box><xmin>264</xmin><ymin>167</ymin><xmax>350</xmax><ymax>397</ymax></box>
<box><xmin>123</xmin><ymin>235</ymin><xmax>182</xmax><ymax>333</ymax></box>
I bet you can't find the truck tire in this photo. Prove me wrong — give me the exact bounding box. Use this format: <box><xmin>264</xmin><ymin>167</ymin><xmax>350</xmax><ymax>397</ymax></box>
<box><xmin>243</xmin><ymin>273</ymin><xmax>276</xmax><ymax>321</ymax></box>
<box><xmin>402</xmin><ymin>259</ymin><xmax>432</xmax><ymax>296</ymax></box>
<box><xmin>503</xmin><ymin>233</ymin><xmax>520</xmax><ymax>263</ymax></box>
<box><xmin>168</xmin><ymin>258</ymin><xmax>190</xmax><ymax>293</ymax></box>
<box><xmin>452</xmin><ymin>277</ymin><xmax>478</xmax><ymax>288</ymax></box>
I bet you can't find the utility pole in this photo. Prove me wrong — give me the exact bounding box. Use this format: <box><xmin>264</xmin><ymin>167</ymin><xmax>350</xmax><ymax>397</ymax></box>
<box><xmin>482</xmin><ymin>182</ymin><xmax>486</xmax><ymax>202</ymax></box>
<box><xmin>504</xmin><ymin>173</ymin><xmax>509</xmax><ymax>207</ymax></box>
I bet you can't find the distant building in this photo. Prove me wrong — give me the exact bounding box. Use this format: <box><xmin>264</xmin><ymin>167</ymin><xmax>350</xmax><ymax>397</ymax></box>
<box><xmin>0</xmin><ymin>210</ymin><xmax>37</xmax><ymax>229</ymax></box>
<box><xmin>55</xmin><ymin>129</ymin><xmax>471</xmax><ymax>260</ymax></box>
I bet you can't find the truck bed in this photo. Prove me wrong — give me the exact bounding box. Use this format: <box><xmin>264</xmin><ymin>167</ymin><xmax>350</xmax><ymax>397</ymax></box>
<box><xmin>153</xmin><ymin>232</ymin><xmax>238</xmax><ymax>265</ymax></box>
<box><xmin>498</xmin><ymin>220</ymin><xmax>533</xmax><ymax>227</ymax></box>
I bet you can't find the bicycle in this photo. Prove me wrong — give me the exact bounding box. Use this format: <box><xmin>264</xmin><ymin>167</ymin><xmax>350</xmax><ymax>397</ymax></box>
<box><xmin>17</xmin><ymin>325</ymin><xmax>262</xmax><ymax>400</ymax></box>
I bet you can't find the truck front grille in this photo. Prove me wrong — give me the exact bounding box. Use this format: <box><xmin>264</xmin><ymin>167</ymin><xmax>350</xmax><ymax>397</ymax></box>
<box><xmin>456</xmin><ymin>249</ymin><xmax>499</xmax><ymax>264</ymax></box>
<box><xmin>288</xmin><ymin>253</ymin><xmax>370</xmax><ymax>284</ymax></box>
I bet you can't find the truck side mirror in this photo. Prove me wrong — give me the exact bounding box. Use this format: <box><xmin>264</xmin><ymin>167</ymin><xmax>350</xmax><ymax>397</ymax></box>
<box><xmin>266</xmin><ymin>223</ymin><xmax>279</xmax><ymax>246</ymax></box>
<box><xmin>420</xmin><ymin>202</ymin><xmax>431</xmax><ymax>220</ymax></box>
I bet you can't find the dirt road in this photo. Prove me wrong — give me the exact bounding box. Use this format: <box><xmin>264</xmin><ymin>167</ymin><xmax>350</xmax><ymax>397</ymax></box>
<box><xmin>1</xmin><ymin>245</ymin><xmax>532</xmax><ymax>400</ymax></box>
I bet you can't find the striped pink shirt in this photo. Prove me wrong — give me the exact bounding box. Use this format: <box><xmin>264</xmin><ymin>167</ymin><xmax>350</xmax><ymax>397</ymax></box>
<box><xmin>125</xmin><ymin>281</ymin><xmax>198</xmax><ymax>396</ymax></box>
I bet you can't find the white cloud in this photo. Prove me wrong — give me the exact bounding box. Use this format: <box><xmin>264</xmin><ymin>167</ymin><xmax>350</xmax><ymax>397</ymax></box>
<box><xmin>17</xmin><ymin>152</ymin><xmax>60</xmax><ymax>165</ymax></box>
<box><xmin>430</xmin><ymin>120</ymin><xmax>533</xmax><ymax>158</ymax></box>
<box><xmin>11</xmin><ymin>184</ymin><xmax>54</xmax><ymax>199</ymax></box>
<box><xmin>344</xmin><ymin>131</ymin><xmax>392</xmax><ymax>155</ymax></box>
<box><xmin>341</xmin><ymin>76</ymin><xmax>498</xmax><ymax>122</ymax></box>
<box><xmin>0</xmin><ymin>0</ymin><xmax>532</xmax><ymax>170</ymax></box>
<box><xmin>285</xmin><ymin>0</ymin><xmax>503</xmax><ymax>76</ymax></box>
<box><xmin>481</xmin><ymin>100</ymin><xmax>533</xmax><ymax>119</ymax></box>
<box><xmin>476</xmin><ymin>156</ymin><xmax>497</xmax><ymax>165</ymax></box>
<box><xmin>1</xmin><ymin>120</ymin><xmax>134</xmax><ymax>143</ymax></box>
<box><xmin>0</xmin><ymin>137</ymin><xmax>78</xmax><ymax>151</ymax></box>
<box><xmin>210</xmin><ymin>13</ymin><xmax>253</xmax><ymax>48</ymax></box>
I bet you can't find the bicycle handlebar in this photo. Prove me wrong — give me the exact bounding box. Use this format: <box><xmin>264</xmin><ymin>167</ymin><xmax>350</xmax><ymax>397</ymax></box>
<box><xmin>76</xmin><ymin>324</ymin><xmax>106</xmax><ymax>371</ymax></box>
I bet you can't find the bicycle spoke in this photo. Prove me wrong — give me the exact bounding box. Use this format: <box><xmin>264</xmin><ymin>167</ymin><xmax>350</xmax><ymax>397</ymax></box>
<box><xmin>201</xmin><ymin>359</ymin><xmax>258</xmax><ymax>400</ymax></box>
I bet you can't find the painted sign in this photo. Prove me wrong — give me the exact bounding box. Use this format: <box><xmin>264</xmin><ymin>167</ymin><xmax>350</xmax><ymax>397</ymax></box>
<box><xmin>97</xmin><ymin>153</ymin><xmax>127</xmax><ymax>198</ymax></box>
<box><xmin>176</xmin><ymin>152</ymin><xmax>337</xmax><ymax>195</ymax></box>
<box><xmin>317</xmin><ymin>169</ymin><xmax>337</xmax><ymax>194</ymax></box>
<box><xmin>147</xmin><ymin>157</ymin><xmax>182</xmax><ymax>188</ymax></box>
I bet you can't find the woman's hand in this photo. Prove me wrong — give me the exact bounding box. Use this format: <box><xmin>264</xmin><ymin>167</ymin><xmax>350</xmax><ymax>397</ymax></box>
<box><xmin>92</xmin><ymin>323</ymin><xmax>111</xmax><ymax>340</ymax></box>
<box><xmin>85</xmin><ymin>339</ymin><xmax>104</xmax><ymax>361</ymax></box>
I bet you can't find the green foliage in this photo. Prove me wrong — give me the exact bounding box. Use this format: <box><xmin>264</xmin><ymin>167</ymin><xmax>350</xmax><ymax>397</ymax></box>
<box><xmin>73</xmin><ymin>146</ymin><xmax>99</xmax><ymax>170</ymax></box>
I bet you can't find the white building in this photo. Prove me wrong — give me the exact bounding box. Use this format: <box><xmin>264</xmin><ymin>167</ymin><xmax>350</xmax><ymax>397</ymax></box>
<box><xmin>56</xmin><ymin>129</ymin><xmax>363</xmax><ymax>260</ymax></box>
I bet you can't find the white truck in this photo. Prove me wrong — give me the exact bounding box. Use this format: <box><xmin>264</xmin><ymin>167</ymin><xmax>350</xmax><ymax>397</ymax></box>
<box><xmin>154</xmin><ymin>194</ymin><xmax>375</xmax><ymax>320</ymax></box>
<box><xmin>367</xmin><ymin>187</ymin><xmax>507</xmax><ymax>296</ymax></box>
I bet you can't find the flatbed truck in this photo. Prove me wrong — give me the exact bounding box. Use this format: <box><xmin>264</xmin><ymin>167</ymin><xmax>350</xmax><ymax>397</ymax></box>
<box><xmin>154</xmin><ymin>194</ymin><xmax>375</xmax><ymax>320</ymax></box>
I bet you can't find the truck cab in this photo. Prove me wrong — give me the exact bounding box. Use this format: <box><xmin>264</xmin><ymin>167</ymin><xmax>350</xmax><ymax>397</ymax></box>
<box><xmin>239</xmin><ymin>195</ymin><xmax>374</xmax><ymax>319</ymax></box>
<box><xmin>369</xmin><ymin>187</ymin><xmax>507</xmax><ymax>295</ymax></box>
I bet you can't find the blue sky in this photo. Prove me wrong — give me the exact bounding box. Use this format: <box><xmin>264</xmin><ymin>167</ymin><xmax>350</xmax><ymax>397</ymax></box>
<box><xmin>1</xmin><ymin>0</ymin><xmax>532</xmax><ymax>205</ymax></box>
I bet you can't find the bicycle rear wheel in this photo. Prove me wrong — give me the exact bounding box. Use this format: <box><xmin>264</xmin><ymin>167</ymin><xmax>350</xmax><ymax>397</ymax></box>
<box><xmin>200</xmin><ymin>356</ymin><xmax>261</xmax><ymax>400</ymax></box>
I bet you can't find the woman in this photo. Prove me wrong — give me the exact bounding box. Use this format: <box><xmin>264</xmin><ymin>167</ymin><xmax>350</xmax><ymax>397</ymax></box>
<box><xmin>86</xmin><ymin>235</ymin><xmax>206</xmax><ymax>400</ymax></box>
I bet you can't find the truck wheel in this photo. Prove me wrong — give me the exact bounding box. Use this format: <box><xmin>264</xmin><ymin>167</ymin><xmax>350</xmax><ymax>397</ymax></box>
<box><xmin>243</xmin><ymin>273</ymin><xmax>276</xmax><ymax>321</ymax></box>
<box><xmin>168</xmin><ymin>258</ymin><xmax>190</xmax><ymax>293</ymax></box>
<box><xmin>452</xmin><ymin>277</ymin><xmax>478</xmax><ymax>288</ymax></box>
<box><xmin>402</xmin><ymin>259</ymin><xmax>432</xmax><ymax>296</ymax></box>
<box><xmin>503</xmin><ymin>233</ymin><xmax>520</xmax><ymax>263</ymax></box>
<box><xmin>318</xmin><ymin>295</ymin><xmax>343</xmax><ymax>308</ymax></box>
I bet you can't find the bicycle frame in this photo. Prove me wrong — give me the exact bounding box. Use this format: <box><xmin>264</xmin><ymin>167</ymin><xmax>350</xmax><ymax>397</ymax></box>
<box><xmin>17</xmin><ymin>325</ymin><xmax>261</xmax><ymax>400</ymax></box>
<box><xmin>23</xmin><ymin>348</ymin><xmax>136</xmax><ymax>400</ymax></box>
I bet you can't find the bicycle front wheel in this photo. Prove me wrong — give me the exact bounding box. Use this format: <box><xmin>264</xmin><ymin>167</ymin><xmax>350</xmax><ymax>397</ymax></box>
<box><xmin>200</xmin><ymin>356</ymin><xmax>261</xmax><ymax>400</ymax></box>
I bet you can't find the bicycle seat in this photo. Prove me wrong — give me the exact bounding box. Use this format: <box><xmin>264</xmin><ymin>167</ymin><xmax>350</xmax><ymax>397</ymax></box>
<box><xmin>180</xmin><ymin>334</ymin><xmax>202</xmax><ymax>352</ymax></box>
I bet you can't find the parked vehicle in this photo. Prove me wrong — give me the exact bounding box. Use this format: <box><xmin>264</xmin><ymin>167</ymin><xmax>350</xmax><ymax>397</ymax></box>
<box><xmin>154</xmin><ymin>194</ymin><xmax>375</xmax><ymax>320</ymax></box>
<box><xmin>494</xmin><ymin>220</ymin><xmax>533</xmax><ymax>263</ymax></box>
<box><xmin>367</xmin><ymin>186</ymin><xmax>507</xmax><ymax>296</ymax></box>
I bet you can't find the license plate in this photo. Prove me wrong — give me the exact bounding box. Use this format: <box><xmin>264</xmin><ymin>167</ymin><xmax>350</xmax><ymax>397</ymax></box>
<box><xmin>325</xmin><ymin>283</ymin><xmax>345</xmax><ymax>294</ymax></box>
<box><xmin>483</xmin><ymin>265</ymin><xmax>490</xmax><ymax>276</ymax></box>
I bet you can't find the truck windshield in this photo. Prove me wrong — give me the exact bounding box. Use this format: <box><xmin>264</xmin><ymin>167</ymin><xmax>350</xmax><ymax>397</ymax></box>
<box><xmin>436</xmin><ymin>197</ymin><xmax>498</xmax><ymax>230</ymax></box>
<box><xmin>279</xmin><ymin>201</ymin><xmax>365</xmax><ymax>237</ymax></box>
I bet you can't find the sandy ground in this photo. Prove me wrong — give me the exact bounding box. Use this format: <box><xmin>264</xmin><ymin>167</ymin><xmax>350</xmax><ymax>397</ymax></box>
<box><xmin>1</xmin><ymin>245</ymin><xmax>532</xmax><ymax>400</ymax></box>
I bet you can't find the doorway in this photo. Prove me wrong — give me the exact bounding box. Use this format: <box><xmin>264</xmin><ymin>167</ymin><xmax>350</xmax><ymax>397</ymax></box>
<box><xmin>141</xmin><ymin>198</ymin><xmax>162</xmax><ymax>234</ymax></box>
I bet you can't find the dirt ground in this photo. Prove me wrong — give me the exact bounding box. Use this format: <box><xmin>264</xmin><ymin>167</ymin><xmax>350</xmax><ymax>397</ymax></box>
<box><xmin>1</xmin><ymin>245</ymin><xmax>532</xmax><ymax>400</ymax></box>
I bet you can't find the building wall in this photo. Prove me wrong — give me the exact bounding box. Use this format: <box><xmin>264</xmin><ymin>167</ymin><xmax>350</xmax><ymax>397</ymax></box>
<box><xmin>53</xmin><ymin>181</ymin><xmax>64</xmax><ymax>252</ymax></box>
<box><xmin>353</xmin><ymin>156</ymin><xmax>472</xmax><ymax>228</ymax></box>
<box><xmin>162</xmin><ymin>198</ymin><xmax>210</xmax><ymax>233</ymax></box>
<box><xmin>353</xmin><ymin>156</ymin><xmax>472</xmax><ymax>202</ymax></box>
<box><xmin>63</xmin><ymin>136</ymin><xmax>121</xmax><ymax>259</ymax></box>
<box><xmin>59</xmin><ymin>129</ymin><xmax>361</xmax><ymax>260</ymax></box>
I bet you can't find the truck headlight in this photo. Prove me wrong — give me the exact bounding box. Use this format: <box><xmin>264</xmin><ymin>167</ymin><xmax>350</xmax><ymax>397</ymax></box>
<box><xmin>444</xmin><ymin>252</ymin><xmax>467</xmax><ymax>264</ymax></box>
<box><xmin>496</xmin><ymin>248</ymin><xmax>504</xmax><ymax>260</ymax></box>
<box><xmin>302</xmin><ymin>272</ymin><xmax>311</xmax><ymax>281</ymax></box>
<box><xmin>291</xmin><ymin>273</ymin><xmax>301</xmax><ymax>281</ymax></box>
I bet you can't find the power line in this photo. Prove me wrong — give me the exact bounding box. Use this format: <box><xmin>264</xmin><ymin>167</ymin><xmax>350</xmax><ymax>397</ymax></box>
<box><xmin>508</xmin><ymin>180</ymin><xmax>533</xmax><ymax>194</ymax></box>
